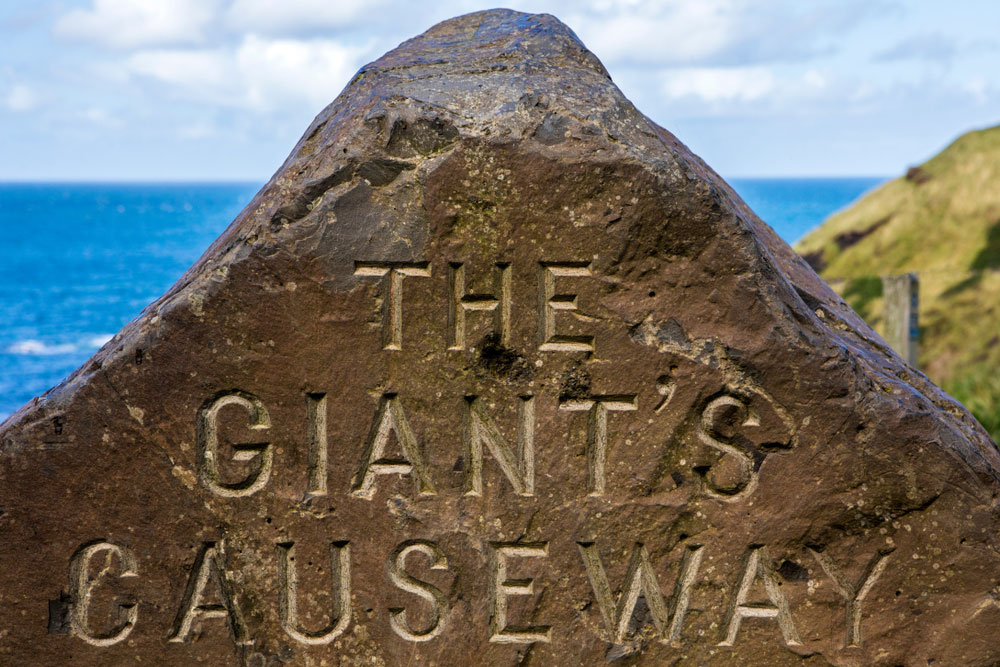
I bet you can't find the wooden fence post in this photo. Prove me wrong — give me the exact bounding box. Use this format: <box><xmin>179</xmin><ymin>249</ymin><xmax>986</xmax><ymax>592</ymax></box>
<box><xmin>881</xmin><ymin>273</ymin><xmax>919</xmax><ymax>366</ymax></box>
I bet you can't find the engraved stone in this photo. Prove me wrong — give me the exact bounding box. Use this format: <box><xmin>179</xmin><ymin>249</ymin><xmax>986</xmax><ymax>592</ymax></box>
<box><xmin>2</xmin><ymin>9</ymin><xmax>1000</xmax><ymax>665</ymax></box>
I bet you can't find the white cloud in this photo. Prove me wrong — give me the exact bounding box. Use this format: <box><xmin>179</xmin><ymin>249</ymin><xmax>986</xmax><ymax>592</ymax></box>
<box><xmin>54</xmin><ymin>0</ymin><xmax>222</xmax><ymax>49</ymax></box>
<box><xmin>177</xmin><ymin>120</ymin><xmax>219</xmax><ymax>139</ymax></box>
<box><xmin>650</xmin><ymin>65</ymin><xmax>851</xmax><ymax>120</ymax></box>
<box><xmin>126</xmin><ymin>48</ymin><xmax>231</xmax><ymax>91</ymax></box>
<box><xmin>803</xmin><ymin>70</ymin><xmax>827</xmax><ymax>89</ymax></box>
<box><xmin>561</xmin><ymin>0</ymin><xmax>887</xmax><ymax>69</ymax></box>
<box><xmin>82</xmin><ymin>106</ymin><xmax>121</xmax><ymax>127</ymax></box>
<box><xmin>961</xmin><ymin>76</ymin><xmax>991</xmax><ymax>104</ymax></box>
<box><xmin>224</xmin><ymin>0</ymin><xmax>388</xmax><ymax>36</ymax></box>
<box><xmin>235</xmin><ymin>35</ymin><xmax>368</xmax><ymax>109</ymax></box>
<box><xmin>123</xmin><ymin>35</ymin><xmax>368</xmax><ymax>113</ymax></box>
<box><xmin>874</xmin><ymin>32</ymin><xmax>956</xmax><ymax>63</ymax></box>
<box><xmin>5</xmin><ymin>83</ymin><xmax>38</xmax><ymax>112</ymax></box>
<box><xmin>566</xmin><ymin>0</ymin><xmax>739</xmax><ymax>67</ymax></box>
<box><xmin>662</xmin><ymin>66</ymin><xmax>777</xmax><ymax>103</ymax></box>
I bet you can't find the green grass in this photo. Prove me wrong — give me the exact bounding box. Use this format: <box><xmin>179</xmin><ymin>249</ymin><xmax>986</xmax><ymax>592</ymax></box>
<box><xmin>945</xmin><ymin>366</ymin><xmax>1000</xmax><ymax>439</ymax></box>
<box><xmin>840</xmin><ymin>276</ymin><xmax>883</xmax><ymax>322</ymax></box>
<box><xmin>795</xmin><ymin>124</ymin><xmax>1000</xmax><ymax>443</ymax></box>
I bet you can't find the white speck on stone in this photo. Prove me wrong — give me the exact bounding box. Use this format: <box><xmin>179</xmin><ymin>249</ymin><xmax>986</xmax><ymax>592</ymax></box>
<box><xmin>127</xmin><ymin>405</ymin><xmax>145</xmax><ymax>425</ymax></box>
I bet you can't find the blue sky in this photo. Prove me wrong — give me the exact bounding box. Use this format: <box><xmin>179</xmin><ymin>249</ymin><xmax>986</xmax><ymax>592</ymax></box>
<box><xmin>2</xmin><ymin>0</ymin><xmax>999</xmax><ymax>180</ymax></box>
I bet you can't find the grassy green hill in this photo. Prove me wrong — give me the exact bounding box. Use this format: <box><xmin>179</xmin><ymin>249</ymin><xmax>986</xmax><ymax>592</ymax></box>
<box><xmin>796</xmin><ymin>124</ymin><xmax>1000</xmax><ymax>440</ymax></box>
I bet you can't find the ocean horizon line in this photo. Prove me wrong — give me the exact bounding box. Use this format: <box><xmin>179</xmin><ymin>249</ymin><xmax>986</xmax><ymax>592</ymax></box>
<box><xmin>0</xmin><ymin>175</ymin><xmax>892</xmax><ymax>186</ymax></box>
<box><xmin>0</xmin><ymin>179</ymin><xmax>265</xmax><ymax>187</ymax></box>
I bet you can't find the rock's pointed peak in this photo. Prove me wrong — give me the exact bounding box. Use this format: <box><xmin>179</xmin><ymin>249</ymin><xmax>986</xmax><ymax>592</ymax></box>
<box><xmin>370</xmin><ymin>9</ymin><xmax>607</xmax><ymax>80</ymax></box>
<box><xmin>234</xmin><ymin>9</ymin><xmax>760</xmax><ymax>300</ymax></box>
<box><xmin>269</xmin><ymin>7</ymin><xmax>650</xmax><ymax>191</ymax></box>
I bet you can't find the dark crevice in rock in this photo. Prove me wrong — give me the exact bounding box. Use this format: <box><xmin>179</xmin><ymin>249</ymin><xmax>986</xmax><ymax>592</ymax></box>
<box><xmin>270</xmin><ymin>163</ymin><xmax>356</xmax><ymax>230</ymax></box>
<box><xmin>558</xmin><ymin>366</ymin><xmax>592</xmax><ymax>400</ymax></box>
<box><xmin>532</xmin><ymin>112</ymin><xmax>570</xmax><ymax>145</ymax></box>
<box><xmin>777</xmin><ymin>559</ymin><xmax>810</xmax><ymax>582</ymax></box>
<box><xmin>47</xmin><ymin>593</ymin><xmax>71</xmax><ymax>635</ymax></box>
<box><xmin>477</xmin><ymin>333</ymin><xmax>531</xmax><ymax>381</ymax></box>
<box><xmin>387</xmin><ymin>116</ymin><xmax>459</xmax><ymax>157</ymax></box>
<box><xmin>794</xmin><ymin>285</ymin><xmax>824</xmax><ymax>312</ymax></box>
<box><xmin>357</xmin><ymin>158</ymin><xmax>415</xmax><ymax>187</ymax></box>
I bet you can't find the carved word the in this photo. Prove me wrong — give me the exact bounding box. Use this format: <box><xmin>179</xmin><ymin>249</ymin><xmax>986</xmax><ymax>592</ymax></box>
<box><xmin>354</xmin><ymin>260</ymin><xmax>595</xmax><ymax>352</ymax></box>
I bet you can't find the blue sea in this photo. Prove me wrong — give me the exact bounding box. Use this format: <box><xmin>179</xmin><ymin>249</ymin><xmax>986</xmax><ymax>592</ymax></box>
<box><xmin>0</xmin><ymin>177</ymin><xmax>884</xmax><ymax>420</ymax></box>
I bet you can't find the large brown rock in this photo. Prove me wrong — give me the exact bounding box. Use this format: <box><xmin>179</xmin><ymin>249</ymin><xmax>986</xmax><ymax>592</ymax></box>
<box><xmin>2</xmin><ymin>9</ymin><xmax>999</xmax><ymax>666</ymax></box>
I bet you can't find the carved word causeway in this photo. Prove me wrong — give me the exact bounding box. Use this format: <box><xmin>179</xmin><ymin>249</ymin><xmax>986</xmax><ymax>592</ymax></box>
<box><xmin>63</xmin><ymin>537</ymin><xmax>891</xmax><ymax>650</ymax></box>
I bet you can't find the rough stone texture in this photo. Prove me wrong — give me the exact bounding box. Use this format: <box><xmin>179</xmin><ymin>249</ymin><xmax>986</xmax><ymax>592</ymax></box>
<box><xmin>2</xmin><ymin>10</ymin><xmax>1000</xmax><ymax>666</ymax></box>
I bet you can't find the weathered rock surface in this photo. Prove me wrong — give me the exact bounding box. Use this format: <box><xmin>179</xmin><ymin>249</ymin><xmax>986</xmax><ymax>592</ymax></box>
<box><xmin>2</xmin><ymin>9</ymin><xmax>1000</xmax><ymax>666</ymax></box>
